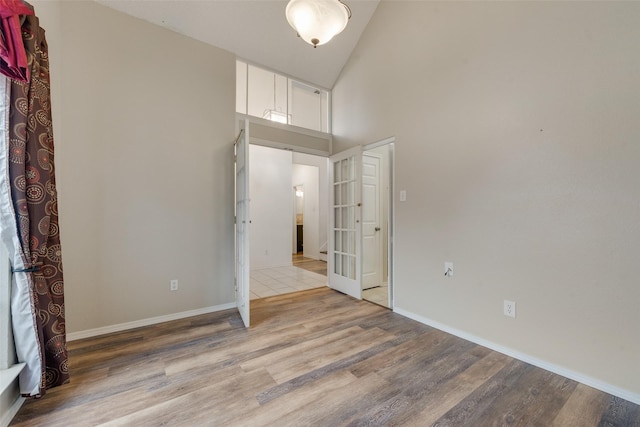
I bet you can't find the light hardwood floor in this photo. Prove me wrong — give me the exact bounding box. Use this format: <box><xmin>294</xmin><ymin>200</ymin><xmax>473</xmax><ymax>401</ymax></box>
<box><xmin>292</xmin><ymin>253</ymin><xmax>327</xmax><ymax>275</ymax></box>
<box><xmin>10</xmin><ymin>288</ymin><xmax>640</xmax><ymax>426</ymax></box>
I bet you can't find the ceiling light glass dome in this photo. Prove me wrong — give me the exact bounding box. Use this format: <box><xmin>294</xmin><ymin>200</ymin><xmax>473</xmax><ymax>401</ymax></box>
<box><xmin>285</xmin><ymin>0</ymin><xmax>351</xmax><ymax>48</ymax></box>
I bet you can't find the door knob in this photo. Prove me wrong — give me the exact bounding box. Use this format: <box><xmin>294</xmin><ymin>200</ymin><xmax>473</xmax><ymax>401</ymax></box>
<box><xmin>375</xmin><ymin>227</ymin><xmax>381</xmax><ymax>231</ymax></box>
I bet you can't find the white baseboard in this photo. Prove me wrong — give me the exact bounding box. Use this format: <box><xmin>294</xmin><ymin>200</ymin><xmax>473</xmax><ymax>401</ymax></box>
<box><xmin>1</xmin><ymin>396</ymin><xmax>25</xmax><ymax>427</ymax></box>
<box><xmin>251</xmin><ymin>263</ymin><xmax>293</xmax><ymax>271</ymax></box>
<box><xmin>67</xmin><ymin>302</ymin><xmax>237</xmax><ymax>341</ymax></box>
<box><xmin>393</xmin><ymin>306</ymin><xmax>640</xmax><ymax>406</ymax></box>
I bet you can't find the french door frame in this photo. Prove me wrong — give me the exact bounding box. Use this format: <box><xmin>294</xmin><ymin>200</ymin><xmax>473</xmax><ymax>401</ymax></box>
<box><xmin>234</xmin><ymin>118</ymin><xmax>250</xmax><ymax>327</ymax></box>
<box><xmin>328</xmin><ymin>146</ymin><xmax>363</xmax><ymax>299</ymax></box>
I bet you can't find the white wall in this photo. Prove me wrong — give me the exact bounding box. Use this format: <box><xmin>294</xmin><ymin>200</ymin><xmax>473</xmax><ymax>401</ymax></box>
<box><xmin>247</xmin><ymin>65</ymin><xmax>287</xmax><ymax>120</ymax></box>
<box><xmin>292</xmin><ymin>152</ymin><xmax>328</xmax><ymax>256</ymax></box>
<box><xmin>333</xmin><ymin>2</ymin><xmax>640</xmax><ymax>400</ymax></box>
<box><xmin>34</xmin><ymin>1</ymin><xmax>237</xmax><ymax>333</ymax></box>
<box><xmin>292</xmin><ymin>164</ymin><xmax>319</xmax><ymax>259</ymax></box>
<box><xmin>249</xmin><ymin>145</ymin><xmax>293</xmax><ymax>269</ymax></box>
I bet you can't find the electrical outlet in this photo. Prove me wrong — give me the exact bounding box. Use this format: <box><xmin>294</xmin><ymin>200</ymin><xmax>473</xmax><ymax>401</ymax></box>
<box><xmin>170</xmin><ymin>280</ymin><xmax>178</xmax><ymax>291</ymax></box>
<box><xmin>504</xmin><ymin>300</ymin><xmax>516</xmax><ymax>318</ymax></box>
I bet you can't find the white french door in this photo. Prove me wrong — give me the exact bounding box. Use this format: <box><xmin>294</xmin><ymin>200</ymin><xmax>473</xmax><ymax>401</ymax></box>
<box><xmin>328</xmin><ymin>146</ymin><xmax>362</xmax><ymax>299</ymax></box>
<box><xmin>234</xmin><ymin>119</ymin><xmax>250</xmax><ymax>327</ymax></box>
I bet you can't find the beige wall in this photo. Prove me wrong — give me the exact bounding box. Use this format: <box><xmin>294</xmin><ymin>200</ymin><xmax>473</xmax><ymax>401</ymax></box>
<box><xmin>35</xmin><ymin>1</ymin><xmax>236</xmax><ymax>333</ymax></box>
<box><xmin>332</xmin><ymin>2</ymin><xmax>640</xmax><ymax>398</ymax></box>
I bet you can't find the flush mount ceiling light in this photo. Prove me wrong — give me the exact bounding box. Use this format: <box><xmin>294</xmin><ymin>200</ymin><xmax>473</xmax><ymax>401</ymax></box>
<box><xmin>285</xmin><ymin>0</ymin><xmax>351</xmax><ymax>48</ymax></box>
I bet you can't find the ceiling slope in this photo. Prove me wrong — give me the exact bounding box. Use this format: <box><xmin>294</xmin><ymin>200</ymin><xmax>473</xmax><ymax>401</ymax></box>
<box><xmin>96</xmin><ymin>0</ymin><xmax>379</xmax><ymax>89</ymax></box>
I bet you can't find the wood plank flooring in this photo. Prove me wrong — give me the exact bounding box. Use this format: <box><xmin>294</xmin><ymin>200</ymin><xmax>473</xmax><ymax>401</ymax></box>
<box><xmin>292</xmin><ymin>253</ymin><xmax>327</xmax><ymax>275</ymax></box>
<box><xmin>10</xmin><ymin>288</ymin><xmax>640</xmax><ymax>426</ymax></box>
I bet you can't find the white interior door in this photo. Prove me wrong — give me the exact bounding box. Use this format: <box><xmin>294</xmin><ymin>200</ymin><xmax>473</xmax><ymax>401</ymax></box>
<box><xmin>362</xmin><ymin>153</ymin><xmax>382</xmax><ymax>290</ymax></box>
<box><xmin>235</xmin><ymin>119</ymin><xmax>250</xmax><ymax>327</ymax></box>
<box><xmin>328</xmin><ymin>146</ymin><xmax>362</xmax><ymax>299</ymax></box>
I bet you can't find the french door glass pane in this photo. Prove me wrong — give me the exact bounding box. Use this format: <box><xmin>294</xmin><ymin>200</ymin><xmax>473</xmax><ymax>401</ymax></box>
<box><xmin>341</xmin><ymin>159</ymin><xmax>349</xmax><ymax>181</ymax></box>
<box><xmin>341</xmin><ymin>182</ymin><xmax>348</xmax><ymax>205</ymax></box>
<box><xmin>342</xmin><ymin>255</ymin><xmax>349</xmax><ymax>278</ymax></box>
<box><xmin>349</xmin><ymin>181</ymin><xmax>355</xmax><ymax>204</ymax></box>
<box><xmin>341</xmin><ymin>207</ymin><xmax>348</xmax><ymax>230</ymax></box>
<box><xmin>332</xmin><ymin>154</ymin><xmax>357</xmax><ymax>281</ymax></box>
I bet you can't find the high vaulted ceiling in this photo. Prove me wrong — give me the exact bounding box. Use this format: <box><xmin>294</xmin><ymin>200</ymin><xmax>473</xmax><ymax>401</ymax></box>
<box><xmin>96</xmin><ymin>0</ymin><xmax>380</xmax><ymax>89</ymax></box>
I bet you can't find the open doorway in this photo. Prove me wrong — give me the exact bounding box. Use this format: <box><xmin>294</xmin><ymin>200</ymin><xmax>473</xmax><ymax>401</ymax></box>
<box><xmin>236</xmin><ymin>117</ymin><xmax>395</xmax><ymax>326</ymax></box>
<box><xmin>234</xmin><ymin>116</ymin><xmax>333</xmax><ymax>327</ymax></box>
<box><xmin>294</xmin><ymin>184</ymin><xmax>304</xmax><ymax>254</ymax></box>
<box><xmin>248</xmin><ymin>144</ymin><xmax>328</xmax><ymax>300</ymax></box>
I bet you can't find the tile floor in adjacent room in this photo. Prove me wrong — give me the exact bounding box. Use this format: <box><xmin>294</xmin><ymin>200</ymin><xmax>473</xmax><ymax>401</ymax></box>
<box><xmin>250</xmin><ymin>265</ymin><xmax>327</xmax><ymax>299</ymax></box>
<box><xmin>362</xmin><ymin>285</ymin><xmax>389</xmax><ymax>308</ymax></box>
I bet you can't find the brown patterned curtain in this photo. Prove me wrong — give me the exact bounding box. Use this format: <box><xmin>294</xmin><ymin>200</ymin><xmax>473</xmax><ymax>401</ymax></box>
<box><xmin>0</xmin><ymin>10</ymin><xmax>68</xmax><ymax>397</ymax></box>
